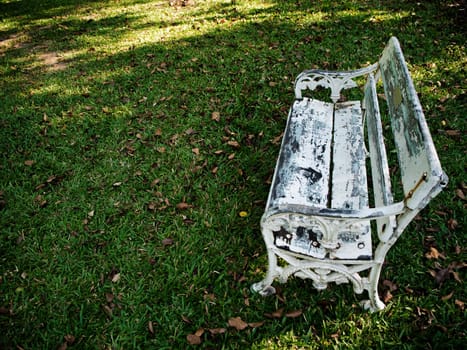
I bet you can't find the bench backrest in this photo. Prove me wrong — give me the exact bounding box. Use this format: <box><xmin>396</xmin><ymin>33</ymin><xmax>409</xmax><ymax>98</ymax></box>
<box><xmin>377</xmin><ymin>37</ymin><xmax>447</xmax><ymax>210</ymax></box>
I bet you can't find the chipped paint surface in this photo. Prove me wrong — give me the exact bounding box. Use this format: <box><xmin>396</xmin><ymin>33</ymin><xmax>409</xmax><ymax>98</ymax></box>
<box><xmin>267</xmin><ymin>98</ymin><xmax>372</xmax><ymax>260</ymax></box>
<box><xmin>253</xmin><ymin>37</ymin><xmax>448</xmax><ymax>311</ymax></box>
<box><xmin>269</xmin><ymin>98</ymin><xmax>333</xmax><ymax>209</ymax></box>
<box><xmin>379</xmin><ymin>37</ymin><xmax>448</xmax><ymax>209</ymax></box>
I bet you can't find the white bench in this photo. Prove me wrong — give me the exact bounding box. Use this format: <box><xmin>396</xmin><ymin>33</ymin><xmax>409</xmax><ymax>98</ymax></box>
<box><xmin>252</xmin><ymin>37</ymin><xmax>448</xmax><ymax>311</ymax></box>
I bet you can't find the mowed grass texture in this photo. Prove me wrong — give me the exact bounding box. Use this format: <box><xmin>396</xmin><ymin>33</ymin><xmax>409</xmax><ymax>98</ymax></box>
<box><xmin>0</xmin><ymin>0</ymin><xmax>465</xmax><ymax>349</ymax></box>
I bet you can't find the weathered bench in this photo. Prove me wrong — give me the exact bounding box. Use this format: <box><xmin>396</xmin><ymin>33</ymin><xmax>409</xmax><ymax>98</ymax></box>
<box><xmin>252</xmin><ymin>37</ymin><xmax>448</xmax><ymax>311</ymax></box>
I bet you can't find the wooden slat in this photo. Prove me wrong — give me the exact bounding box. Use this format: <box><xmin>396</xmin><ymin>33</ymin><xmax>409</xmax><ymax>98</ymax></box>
<box><xmin>379</xmin><ymin>37</ymin><xmax>446</xmax><ymax>209</ymax></box>
<box><xmin>268</xmin><ymin>98</ymin><xmax>334</xmax><ymax>209</ymax></box>
<box><xmin>331</xmin><ymin>101</ymin><xmax>368</xmax><ymax>210</ymax></box>
<box><xmin>331</xmin><ymin>101</ymin><xmax>372</xmax><ymax>259</ymax></box>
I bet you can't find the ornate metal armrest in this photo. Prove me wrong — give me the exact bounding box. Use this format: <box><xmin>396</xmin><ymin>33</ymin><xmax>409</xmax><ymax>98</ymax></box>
<box><xmin>294</xmin><ymin>63</ymin><xmax>379</xmax><ymax>102</ymax></box>
<box><xmin>266</xmin><ymin>201</ymin><xmax>405</xmax><ymax>221</ymax></box>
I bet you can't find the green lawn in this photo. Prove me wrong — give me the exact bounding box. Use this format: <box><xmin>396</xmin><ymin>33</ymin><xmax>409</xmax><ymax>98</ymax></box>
<box><xmin>0</xmin><ymin>0</ymin><xmax>465</xmax><ymax>348</ymax></box>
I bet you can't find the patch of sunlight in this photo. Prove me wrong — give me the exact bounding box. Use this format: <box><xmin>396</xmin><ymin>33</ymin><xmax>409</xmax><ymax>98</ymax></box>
<box><xmin>363</xmin><ymin>9</ymin><xmax>410</xmax><ymax>24</ymax></box>
<box><xmin>64</xmin><ymin>0</ymin><xmax>278</xmax><ymax>55</ymax></box>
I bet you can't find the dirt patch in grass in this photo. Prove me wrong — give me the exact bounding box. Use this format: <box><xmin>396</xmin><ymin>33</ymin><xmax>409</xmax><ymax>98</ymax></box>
<box><xmin>37</xmin><ymin>51</ymin><xmax>68</xmax><ymax>71</ymax></box>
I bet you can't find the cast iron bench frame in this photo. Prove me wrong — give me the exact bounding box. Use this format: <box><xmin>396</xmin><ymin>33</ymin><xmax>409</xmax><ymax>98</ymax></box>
<box><xmin>252</xmin><ymin>37</ymin><xmax>448</xmax><ymax>311</ymax></box>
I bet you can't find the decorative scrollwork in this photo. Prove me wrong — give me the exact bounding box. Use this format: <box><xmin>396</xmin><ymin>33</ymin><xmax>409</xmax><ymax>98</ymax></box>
<box><xmin>294</xmin><ymin>64</ymin><xmax>378</xmax><ymax>103</ymax></box>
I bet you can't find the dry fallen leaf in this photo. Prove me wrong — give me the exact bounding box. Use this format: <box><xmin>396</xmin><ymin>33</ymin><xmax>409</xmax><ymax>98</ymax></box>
<box><xmin>285</xmin><ymin>310</ymin><xmax>303</xmax><ymax>318</ymax></box>
<box><xmin>211</xmin><ymin>111</ymin><xmax>221</xmax><ymax>122</ymax></box>
<box><xmin>64</xmin><ymin>335</ymin><xmax>75</xmax><ymax>345</ymax></box>
<box><xmin>228</xmin><ymin>316</ymin><xmax>248</xmax><ymax>331</ymax></box>
<box><xmin>111</xmin><ymin>273</ymin><xmax>121</xmax><ymax>283</ymax></box>
<box><xmin>441</xmin><ymin>291</ymin><xmax>454</xmax><ymax>301</ymax></box>
<box><xmin>162</xmin><ymin>238</ymin><xmax>174</xmax><ymax>247</ymax></box>
<box><xmin>447</xmin><ymin>218</ymin><xmax>458</xmax><ymax>230</ymax></box>
<box><xmin>186</xmin><ymin>333</ymin><xmax>202</xmax><ymax>345</ymax></box>
<box><xmin>227</xmin><ymin>140</ymin><xmax>240</xmax><ymax>148</ymax></box>
<box><xmin>454</xmin><ymin>299</ymin><xmax>464</xmax><ymax>310</ymax></box>
<box><xmin>248</xmin><ymin>321</ymin><xmax>265</xmax><ymax>328</ymax></box>
<box><xmin>208</xmin><ymin>328</ymin><xmax>226</xmax><ymax>335</ymax></box>
<box><xmin>24</xmin><ymin>160</ymin><xmax>35</xmax><ymax>166</ymax></box>
<box><xmin>455</xmin><ymin>188</ymin><xmax>465</xmax><ymax>200</ymax></box>
<box><xmin>430</xmin><ymin>268</ymin><xmax>451</xmax><ymax>285</ymax></box>
<box><xmin>425</xmin><ymin>247</ymin><xmax>445</xmax><ymax>260</ymax></box>
<box><xmin>383</xmin><ymin>289</ymin><xmax>393</xmax><ymax>303</ymax></box>
<box><xmin>176</xmin><ymin>202</ymin><xmax>192</xmax><ymax>210</ymax></box>
<box><xmin>382</xmin><ymin>279</ymin><xmax>398</xmax><ymax>292</ymax></box>
<box><xmin>148</xmin><ymin>321</ymin><xmax>154</xmax><ymax>335</ymax></box>
<box><xmin>265</xmin><ymin>308</ymin><xmax>284</xmax><ymax>319</ymax></box>
<box><xmin>271</xmin><ymin>132</ymin><xmax>284</xmax><ymax>145</ymax></box>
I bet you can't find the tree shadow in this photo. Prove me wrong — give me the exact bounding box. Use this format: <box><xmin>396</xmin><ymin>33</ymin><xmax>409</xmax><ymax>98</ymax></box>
<box><xmin>0</xmin><ymin>0</ymin><xmax>465</xmax><ymax>348</ymax></box>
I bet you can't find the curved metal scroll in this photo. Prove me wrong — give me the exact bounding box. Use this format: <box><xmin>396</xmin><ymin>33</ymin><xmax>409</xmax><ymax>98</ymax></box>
<box><xmin>294</xmin><ymin>64</ymin><xmax>378</xmax><ymax>103</ymax></box>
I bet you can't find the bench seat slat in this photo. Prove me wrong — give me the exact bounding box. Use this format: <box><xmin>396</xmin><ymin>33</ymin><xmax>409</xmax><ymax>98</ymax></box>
<box><xmin>331</xmin><ymin>101</ymin><xmax>368</xmax><ymax>210</ymax></box>
<box><xmin>269</xmin><ymin>98</ymin><xmax>333</xmax><ymax>209</ymax></box>
<box><xmin>331</xmin><ymin>101</ymin><xmax>372</xmax><ymax>260</ymax></box>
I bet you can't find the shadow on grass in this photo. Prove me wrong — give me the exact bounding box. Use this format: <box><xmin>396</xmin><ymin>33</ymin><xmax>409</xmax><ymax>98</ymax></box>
<box><xmin>0</xmin><ymin>0</ymin><xmax>465</xmax><ymax>349</ymax></box>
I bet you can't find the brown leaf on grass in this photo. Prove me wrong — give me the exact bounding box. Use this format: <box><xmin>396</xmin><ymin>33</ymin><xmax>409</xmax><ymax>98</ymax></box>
<box><xmin>58</xmin><ymin>342</ymin><xmax>67</xmax><ymax>350</ymax></box>
<box><xmin>211</xmin><ymin>111</ymin><xmax>221</xmax><ymax>122</ymax></box>
<box><xmin>111</xmin><ymin>273</ymin><xmax>121</xmax><ymax>283</ymax></box>
<box><xmin>451</xmin><ymin>270</ymin><xmax>462</xmax><ymax>283</ymax></box>
<box><xmin>227</xmin><ymin>140</ymin><xmax>240</xmax><ymax>148</ymax></box>
<box><xmin>208</xmin><ymin>328</ymin><xmax>226</xmax><ymax>335</ymax></box>
<box><xmin>382</xmin><ymin>279</ymin><xmax>398</xmax><ymax>292</ymax></box>
<box><xmin>192</xmin><ymin>148</ymin><xmax>200</xmax><ymax>155</ymax></box>
<box><xmin>182</xmin><ymin>315</ymin><xmax>192</xmax><ymax>324</ymax></box>
<box><xmin>441</xmin><ymin>291</ymin><xmax>454</xmax><ymax>301</ymax></box>
<box><xmin>105</xmin><ymin>293</ymin><xmax>114</xmax><ymax>303</ymax></box>
<box><xmin>162</xmin><ymin>238</ymin><xmax>174</xmax><ymax>247</ymax></box>
<box><xmin>228</xmin><ymin>316</ymin><xmax>248</xmax><ymax>331</ymax></box>
<box><xmin>64</xmin><ymin>335</ymin><xmax>75</xmax><ymax>345</ymax></box>
<box><xmin>447</xmin><ymin>218</ymin><xmax>458</xmax><ymax>230</ymax></box>
<box><xmin>455</xmin><ymin>299</ymin><xmax>464</xmax><ymax>310</ymax></box>
<box><xmin>425</xmin><ymin>247</ymin><xmax>445</xmax><ymax>260</ymax></box>
<box><xmin>150</xmin><ymin>178</ymin><xmax>161</xmax><ymax>187</ymax></box>
<box><xmin>285</xmin><ymin>310</ymin><xmax>303</xmax><ymax>318</ymax></box>
<box><xmin>455</xmin><ymin>188</ymin><xmax>465</xmax><ymax>200</ymax></box>
<box><xmin>102</xmin><ymin>304</ymin><xmax>113</xmax><ymax>317</ymax></box>
<box><xmin>248</xmin><ymin>321</ymin><xmax>265</xmax><ymax>328</ymax></box>
<box><xmin>445</xmin><ymin>129</ymin><xmax>461</xmax><ymax>137</ymax></box>
<box><xmin>265</xmin><ymin>308</ymin><xmax>284</xmax><ymax>319</ymax></box>
<box><xmin>24</xmin><ymin>160</ymin><xmax>35</xmax><ymax>166</ymax></box>
<box><xmin>430</xmin><ymin>268</ymin><xmax>450</xmax><ymax>285</ymax></box>
<box><xmin>194</xmin><ymin>328</ymin><xmax>204</xmax><ymax>336</ymax></box>
<box><xmin>176</xmin><ymin>202</ymin><xmax>192</xmax><ymax>210</ymax></box>
<box><xmin>148</xmin><ymin>321</ymin><xmax>154</xmax><ymax>335</ymax></box>
<box><xmin>383</xmin><ymin>289</ymin><xmax>393</xmax><ymax>303</ymax></box>
<box><xmin>271</xmin><ymin>132</ymin><xmax>284</xmax><ymax>145</ymax></box>
<box><xmin>186</xmin><ymin>333</ymin><xmax>202</xmax><ymax>345</ymax></box>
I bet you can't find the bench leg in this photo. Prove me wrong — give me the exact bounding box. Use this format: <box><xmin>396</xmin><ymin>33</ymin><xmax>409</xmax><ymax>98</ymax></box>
<box><xmin>251</xmin><ymin>238</ymin><xmax>279</xmax><ymax>296</ymax></box>
<box><xmin>361</xmin><ymin>263</ymin><xmax>385</xmax><ymax>312</ymax></box>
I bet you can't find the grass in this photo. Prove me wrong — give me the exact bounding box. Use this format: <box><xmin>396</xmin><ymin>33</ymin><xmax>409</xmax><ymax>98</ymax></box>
<box><xmin>0</xmin><ymin>0</ymin><xmax>465</xmax><ymax>348</ymax></box>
